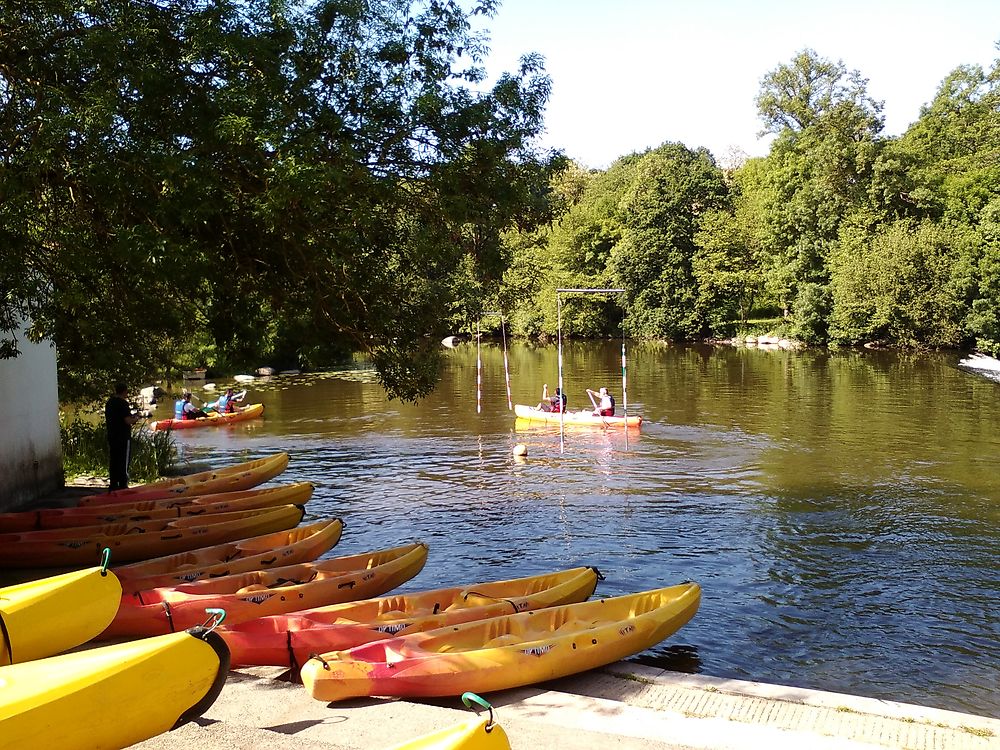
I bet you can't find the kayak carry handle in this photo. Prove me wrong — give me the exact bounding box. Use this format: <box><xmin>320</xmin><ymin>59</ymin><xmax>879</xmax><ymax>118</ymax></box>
<box><xmin>100</xmin><ymin>547</ymin><xmax>111</xmax><ymax>576</ymax></box>
<box><xmin>461</xmin><ymin>692</ymin><xmax>496</xmax><ymax>731</ymax></box>
<box><xmin>202</xmin><ymin>608</ymin><xmax>226</xmax><ymax>631</ymax></box>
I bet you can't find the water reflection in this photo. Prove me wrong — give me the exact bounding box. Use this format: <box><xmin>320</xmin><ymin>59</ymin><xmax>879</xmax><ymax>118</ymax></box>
<box><xmin>156</xmin><ymin>343</ymin><xmax>1000</xmax><ymax>718</ymax></box>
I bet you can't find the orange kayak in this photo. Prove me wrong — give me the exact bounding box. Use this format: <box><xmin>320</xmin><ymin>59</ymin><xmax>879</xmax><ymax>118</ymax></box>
<box><xmin>79</xmin><ymin>452</ymin><xmax>289</xmax><ymax>506</ymax></box>
<box><xmin>302</xmin><ymin>583</ymin><xmax>700</xmax><ymax>702</ymax></box>
<box><xmin>104</xmin><ymin>542</ymin><xmax>429</xmax><ymax>637</ymax></box>
<box><xmin>149</xmin><ymin>403</ymin><xmax>264</xmax><ymax>432</ymax></box>
<box><xmin>0</xmin><ymin>482</ymin><xmax>313</xmax><ymax>533</ymax></box>
<box><xmin>0</xmin><ymin>505</ymin><xmax>305</xmax><ymax>568</ymax></box>
<box><xmin>220</xmin><ymin>567</ymin><xmax>600</xmax><ymax>668</ymax></box>
<box><xmin>113</xmin><ymin>518</ymin><xmax>343</xmax><ymax>591</ymax></box>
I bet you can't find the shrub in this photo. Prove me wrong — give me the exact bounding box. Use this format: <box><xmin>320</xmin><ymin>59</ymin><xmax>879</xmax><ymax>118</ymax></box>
<box><xmin>61</xmin><ymin>416</ymin><xmax>177</xmax><ymax>483</ymax></box>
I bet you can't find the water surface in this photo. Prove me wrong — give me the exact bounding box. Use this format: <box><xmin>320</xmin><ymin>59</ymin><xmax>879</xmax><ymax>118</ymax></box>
<box><xmin>157</xmin><ymin>342</ymin><xmax>1000</xmax><ymax>717</ymax></box>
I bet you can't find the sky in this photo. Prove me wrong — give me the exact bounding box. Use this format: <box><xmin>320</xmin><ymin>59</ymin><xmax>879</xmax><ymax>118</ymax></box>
<box><xmin>478</xmin><ymin>0</ymin><xmax>1000</xmax><ymax>169</ymax></box>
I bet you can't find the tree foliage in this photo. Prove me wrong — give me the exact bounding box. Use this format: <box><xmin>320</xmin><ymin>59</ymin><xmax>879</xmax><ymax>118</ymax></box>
<box><xmin>0</xmin><ymin>0</ymin><xmax>561</xmax><ymax>402</ymax></box>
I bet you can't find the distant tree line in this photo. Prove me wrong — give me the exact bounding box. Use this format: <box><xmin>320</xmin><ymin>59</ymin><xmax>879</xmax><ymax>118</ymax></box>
<box><xmin>496</xmin><ymin>47</ymin><xmax>1000</xmax><ymax>358</ymax></box>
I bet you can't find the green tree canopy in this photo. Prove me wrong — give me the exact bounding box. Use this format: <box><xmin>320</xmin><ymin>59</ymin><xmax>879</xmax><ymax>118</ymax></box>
<box><xmin>0</xmin><ymin>0</ymin><xmax>561</xmax><ymax>402</ymax></box>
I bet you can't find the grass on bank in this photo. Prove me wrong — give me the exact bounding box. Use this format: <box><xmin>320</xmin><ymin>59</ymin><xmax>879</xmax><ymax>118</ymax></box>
<box><xmin>60</xmin><ymin>416</ymin><xmax>177</xmax><ymax>483</ymax></box>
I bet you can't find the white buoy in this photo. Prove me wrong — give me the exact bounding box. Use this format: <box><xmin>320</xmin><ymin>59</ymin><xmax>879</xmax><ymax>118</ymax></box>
<box><xmin>512</xmin><ymin>443</ymin><xmax>528</xmax><ymax>457</ymax></box>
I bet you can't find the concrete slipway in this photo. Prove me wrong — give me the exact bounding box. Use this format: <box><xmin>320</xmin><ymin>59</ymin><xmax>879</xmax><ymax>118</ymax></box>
<box><xmin>133</xmin><ymin>661</ymin><xmax>999</xmax><ymax>750</ymax></box>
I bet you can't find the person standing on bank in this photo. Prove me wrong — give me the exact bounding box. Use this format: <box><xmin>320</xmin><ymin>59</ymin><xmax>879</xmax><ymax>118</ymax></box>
<box><xmin>105</xmin><ymin>382</ymin><xmax>139</xmax><ymax>491</ymax></box>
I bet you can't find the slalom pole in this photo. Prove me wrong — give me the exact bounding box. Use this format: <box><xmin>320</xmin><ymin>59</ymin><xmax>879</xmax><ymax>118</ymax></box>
<box><xmin>501</xmin><ymin>317</ymin><xmax>512</xmax><ymax>411</ymax></box>
<box><xmin>622</xmin><ymin>336</ymin><xmax>628</xmax><ymax>449</ymax></box>
<box><xmin>557</xmin><ymin>293</ymin><xmax>564</xmax><ymax>452</ymax></box>
<box><xmin>476</xmin><ymin>321</ymin><xmax>482</xmax><ymax>415</ymax></box>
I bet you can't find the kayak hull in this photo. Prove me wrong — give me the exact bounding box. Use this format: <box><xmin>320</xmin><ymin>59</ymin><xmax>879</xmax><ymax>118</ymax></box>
<box><xmin>105</xmin><ymin>542</ymin><xmax>429</xmax><ymax>637</ymax></box>
<box><xmin>0</xmin><ymin>627</ymin><xmax>229</xmax><ymax>750</ymax></box>
<box><xmin>221</xmin><ymin>567</ymin><xmax>600</xmax><ymax>667</ymax></box>
<box><xmin>513</xmin><ymin>404</ymin><xmax>642</xmax><ymax>428</ymax></box>
<box><xmin>79</xmin><ymin>452</ymin><xmax>289</xmax><ymax>506</ymax></box>
<box><xmin>0</xmin><ymin>482</ymin><xmax>313</xmax><ymax>533</ymax></box>
<box><xmin>113</xmin><ymin>518</ymin><xmax>343</xmax><ymax>590</ymax></box>
<box><xmin>0</xmin><ymin>505</ymin><xmax>305</xmax><ymax>568</ymax></box>
<box><xmin>302</xmin><ymin>583</ymin><xmax>700</xmax><ymax>702</ymax></box>
<box><xmin>0</xmin><ymin>567</ymin><xmax>122</xmax><ymax>665</ymax></box>
<box><xmin>149</xmin><ymin>402</ymin><xmax>264</xmax><ymax>432</ymax></box>
<box><xmin>388</xmin><ymin>717</ymin><xmax>511</xmax><ymax>750</ymax></box>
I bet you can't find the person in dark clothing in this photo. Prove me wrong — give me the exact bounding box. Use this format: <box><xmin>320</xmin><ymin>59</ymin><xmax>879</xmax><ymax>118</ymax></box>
<box><xmin>105</xmin><ymin>382</ymin><xmax>139</xmax><ymax>491</ymax></box>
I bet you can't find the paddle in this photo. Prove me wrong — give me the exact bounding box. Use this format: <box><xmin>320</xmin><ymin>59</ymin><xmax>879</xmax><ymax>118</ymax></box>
<box><xmin>586</xmin><ymin>388</ymin><xmax>610</xmax><ymax>428</ymax></box>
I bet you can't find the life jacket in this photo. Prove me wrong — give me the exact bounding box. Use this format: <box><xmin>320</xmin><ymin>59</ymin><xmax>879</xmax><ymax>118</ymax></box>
<box><xmin>598</xmin><ymin>395</ymin><xmax>615</xmax><ymax>417</ymax></box>
<box><xmin>174</xmin><ymin>400</ymin><xmax>185</xmax><ymax>419</ymax></box>
<box><xmin>551</xmin><ymin>393</ymin><xmax>566</xmax><ymax>413</ymax></box>
<box><xmin>217</xmin><ymin>395</ymin><xmax>232</xmax><ymax>413</ymax></box>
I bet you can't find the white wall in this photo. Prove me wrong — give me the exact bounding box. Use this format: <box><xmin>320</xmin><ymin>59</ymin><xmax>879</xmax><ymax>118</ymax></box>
<box><xmin>0</xmin><ymin>320</ymin><xmax>62</xmax><ymax>509</ymax></box>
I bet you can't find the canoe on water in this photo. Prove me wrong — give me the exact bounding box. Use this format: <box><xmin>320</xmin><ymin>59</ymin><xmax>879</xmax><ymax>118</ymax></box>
<box><xmin>1</xmin><ymin>565</ymin><xmax>121</xmax><ymax>665</ymax></box>
<box><xmin>0</xmin><ymin>626</ymin><xmax>229</xmax><ymax>750</ymax></box>
<box><xmin>301</xmin><ymin>582</ymin><xmax>700</xmax><ymax>702</ymax></box>
<box><xmin>513</xmin><ymin>404</ymin><xmax>642</xmax><ymax>428</ymax></box>
<box><xmin>149</xmin><ymin>403</ymin><xmax>264</xmax><ymax>432</ymax></box>
<box><xmin>104</xmin><ymin>542</ymin><xmax>430</xmax><ymax>637</ymax></box>
<box><xmin>220</xmin><ymin>567</ymin><xmax>601</xmax><ymax>668</ymax></box>
<box><xmin>0</xmin><ymin>505</ymin><xmax>306</xmax><ymax>568</ymax></box>
<box><xmin>0</xmin><ymin>482</ymin><xmax>313</xmax><ymax>533</ymax></box>
<box><xmin>79</xmin><ymin>452</ymin><xmax>289</xmax><ymax>506</ymax></box>
<box><xmin>112</xmin><ymin>518</ymin><xmax>344</xmax><ymax>591</ymax></box>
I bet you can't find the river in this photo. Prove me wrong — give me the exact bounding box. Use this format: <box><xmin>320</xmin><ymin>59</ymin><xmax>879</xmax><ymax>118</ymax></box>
<box><xmin>156</xmin><ymin>341</ymin><xmax>1000</xmax><ymax>718</ymax></box>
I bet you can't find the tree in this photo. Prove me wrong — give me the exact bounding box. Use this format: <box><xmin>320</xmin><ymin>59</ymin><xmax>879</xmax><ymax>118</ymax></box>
<box><xmin>750</xmin><ymin>49</ymin><xmax>884</xmax><ymax>338</ymax></box>
<box><xmin>0</xmin><ymin>0</ymin><xmax>561</xmax><ymax>402</ymax></box>
<box><xmin>610</xmin><ymin>143</ymin><xmax>728</xmax><ymax>339</ymax></box>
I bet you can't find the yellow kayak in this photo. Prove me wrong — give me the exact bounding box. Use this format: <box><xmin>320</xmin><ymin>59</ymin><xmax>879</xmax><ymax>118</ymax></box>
<box><xmin>387</xmin><ymin>693</ymin><xmax>510</xmax><ymax>749</ymax></box>
<box><xmin>106</xmin><ymin>542</ymin><xmax>429</xmax><ymax>637</ymax></box>
<box><xmin>0</xmin><ymin>504</ymin><xmax>306</xmax><ymax>567</ymax></box>
<box><xmin>79</xmin><ymin>452</ymin><xmax>289</xmax><ymax>505</ymax></box>
<box><xmin>113</xmin><ymin>518</ymin><xmax>343</xmax><ymax>591</ymax></box>
<box><xmin>0</xmin><ymin>625</ymin><xmax>230</xmax><ymax>750</ymax></box>
<box><xmin>388</xmin><ymin>719</ymin><xmax>509</xmax><ymax>750</ymax></box>
<box><xmin>0</xmin><ymin>481</ymin><xmax>313</xmax><ymax>532</ymax></box>
<box><xmin>302</xmin><ymin>583</ymin><xmax>700</xmax><ymax>702</ymax></box>
<box><xmin>513</xmin><ymin>404</ymin><xmax>642</xmax><ymax>428</ymax></box>
<box><xmin>0</xmin><ymin>564</ymin><xmax>122</xmax><ymax>665</ymax></box>
<box><xmin>221</xmin><ymin>566</ymin><xmax>600</xmax><ymax>668</ymax></box>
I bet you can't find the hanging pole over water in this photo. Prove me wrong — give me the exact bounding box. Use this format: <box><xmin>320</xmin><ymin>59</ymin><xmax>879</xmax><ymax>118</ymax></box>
<box><xmin>476</xmin><ymin>320</ymin><xmax>482</xmax><ymax>415</ymax></box>
<box><xmin>476</xmin><ymin>311</ymin><xmax>512</xmax><ymax>412</ymax></box>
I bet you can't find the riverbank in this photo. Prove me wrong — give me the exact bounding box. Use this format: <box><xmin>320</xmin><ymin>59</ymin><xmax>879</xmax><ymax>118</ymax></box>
<box><xmin>132</xmin><ymin>661</ymin><xmax>999</xmax><ymax>750</ymax></box>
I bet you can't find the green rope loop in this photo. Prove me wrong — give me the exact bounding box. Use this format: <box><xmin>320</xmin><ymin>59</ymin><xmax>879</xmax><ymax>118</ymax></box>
<box><xmin>202</xmin><ymin>608</ymin><xmax>226</xmax><ymax>631</ymax></box>
<box><xmin>461</xmin><ymin>692</ymin><xmax>496</xmax><ymax>730</ymax></box>
<box><xmin>99</xmin><ymin>547</ymin><xmax>111</xmax><ymax>576</ymax></box>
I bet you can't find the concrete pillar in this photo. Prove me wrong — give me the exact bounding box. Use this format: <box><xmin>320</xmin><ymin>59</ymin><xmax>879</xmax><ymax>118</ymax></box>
<box><xmin>0</xmin><ymin>319</ymin><xmax>63</xmax><ymax>509</ymax></box>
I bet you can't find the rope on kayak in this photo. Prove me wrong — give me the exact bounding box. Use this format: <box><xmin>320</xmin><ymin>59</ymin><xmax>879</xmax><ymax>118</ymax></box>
<box><xmin>461</xmin><ymin>692</ymin><xmax>497</xmax><ymax>731</ymax></box>
<box><xmin>462</xmin><ymin>591</ymin><xmax>521</xmax><ymax>614</ymax></box>
<box><xmin>202</xmin><ymin>608</ymin><xmax>226</xmax><ymax>632</ymax></box>
<box><xmin>310</xmin><ymin>653</ymin><xmax>332</xmax><ymax>671</ymax></box>
<box><xmin>99</xmin><ymin>547</ymin><xmax>111</xmax><ymax>576</ymax></box>
<box><xmin>287</xmin><ymin>630</ymin><xmax>300</xmax><ymax>672</ymax></box>
<box><xmin>162</xmin><ymin>601</ymin><xmax>176</xmax><ymax>633</ymax></box>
